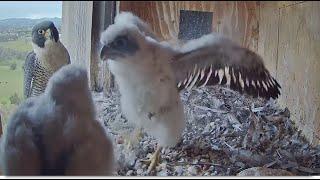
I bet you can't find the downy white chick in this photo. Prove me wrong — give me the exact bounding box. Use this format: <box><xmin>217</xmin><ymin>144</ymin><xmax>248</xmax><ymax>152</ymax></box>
<box><xmin>100</xmin><ymin>12</ymin><xmax>281</xmax><ymax>173</ymax></box>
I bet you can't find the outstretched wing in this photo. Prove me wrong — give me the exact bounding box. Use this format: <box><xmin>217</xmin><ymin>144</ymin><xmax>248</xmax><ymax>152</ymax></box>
<box><xmin>24</xmin><ymin>51</ymin><xmax>36</xmax><ymax>98</ymax></box>
<box><xmin>171</xmin><ymin>34</ymin><xmax>281</xmax><ymax>99</ymax></box>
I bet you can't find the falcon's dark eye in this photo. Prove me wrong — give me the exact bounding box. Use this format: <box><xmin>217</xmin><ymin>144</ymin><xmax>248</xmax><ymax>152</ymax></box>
<box><xmin>38</xmin><ymin>29</ymin><xmax>45</xmax><ymax>35</ymax></box>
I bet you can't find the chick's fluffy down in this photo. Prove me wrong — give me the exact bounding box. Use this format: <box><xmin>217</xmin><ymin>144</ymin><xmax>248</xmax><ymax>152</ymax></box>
<box><xmin>0</xmin><ymin>64</ymin><xmax>115</xmax><ymax>175</ymax></box>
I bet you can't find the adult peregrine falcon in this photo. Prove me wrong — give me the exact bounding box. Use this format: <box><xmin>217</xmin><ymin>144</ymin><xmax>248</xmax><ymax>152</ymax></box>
<box><xmin>24</xmin><ymin>21</ymin><xmax>70</xmax><ymax>98</ymax></box>
<box><xmin>100</xmin><ymin>12</ymin><xmax>281</xmax><ymax>173</ymax></box>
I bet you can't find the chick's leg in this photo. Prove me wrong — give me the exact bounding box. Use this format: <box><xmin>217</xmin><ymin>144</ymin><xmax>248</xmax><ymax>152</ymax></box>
<box><xmin>141</xmin><ymin>145</ymin><xmax>162</xmax><ymax>174</ymax></box>
<box><xmin>124</xmin><ymin>127</ymin><xmax>144</xmax><ymax>150</ymax></box>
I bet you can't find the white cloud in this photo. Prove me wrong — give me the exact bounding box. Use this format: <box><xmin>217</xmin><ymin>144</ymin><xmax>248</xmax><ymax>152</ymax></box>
<box><xmin>0</xmin><ymin>1</ymin><xmax>62</xmax><ymax>20</ymax></box>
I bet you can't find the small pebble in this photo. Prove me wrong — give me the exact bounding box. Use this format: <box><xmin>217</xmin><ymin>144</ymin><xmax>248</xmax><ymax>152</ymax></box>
<box><xmin>211</xmin><ymin>170</ymin><xmax>218</xmax><ymax>175</ymax></box>
<box><xmin>134</xmin><ymin>161</ymin><xmax>142</xmax><ymax>169</ymax></box>
<box><xmin>188</xmin><ymin>166</ymin><xmax>198</xmax><ymax>175</ymax></box>
<box><xmin>193</xmin><ymin>148</ymin><xmax>200</xmax><ymax>155</ymax></box>
<box><xmin>116</xmin><ymin>136</ymin><xmax>124</xmax><ymax>144</ymax></box>
<box><xmin>208</xmin><ymin>165</ymin><xmax>215</xmax><ymax>172</ymax></box>
<box><xmin>157</xmin><ymin>169</ymin><xmax>169</xmax><ymax>176</ymax></box>
<box><xmin>136</xmin><ymin>168</ymin><xmax>144</xmax><ymax>175</ymax></box>
<box><xmin>175</xmin><ymin>166</ymin><xmax>184</xmax><ymax>175</ymax></box>
<box><xmin>126</xmin><ymin>170</ymin><xmax>134</xmax><ymax>176</ymax></box>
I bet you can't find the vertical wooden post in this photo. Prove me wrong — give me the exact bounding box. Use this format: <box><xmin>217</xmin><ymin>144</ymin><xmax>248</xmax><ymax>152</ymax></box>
<box><xmin>90</xmin><ymin>1</ymin><xmax>116</xmax><ymax>93</ymax></box>
<box><xmin>61</xmin><ymin>1</ymin><xmax>94</xmax><ymax>85</ymax></box>
<box><xmin>0</xmin><ymin>113</ymin><xmax>2</xmax><ymax>137</ymax></box>
<box><xmin>61</xmin><ymin>1</ymin><xmax>115</xmax><ymax>93</ymax></box>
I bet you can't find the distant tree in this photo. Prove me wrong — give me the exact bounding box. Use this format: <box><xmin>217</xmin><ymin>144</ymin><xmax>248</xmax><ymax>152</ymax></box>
<box><xmin>0</xmin><ymin>47</ymin><xmax>29</xmax><ymax>62</ymax></box>
<box><xmin>9</xmin><ymin>93</ymin><xmax>21</xmax><ymax>105</ymax></box>
<box><xmin>1</xmin><ymin>101</ymin><xmax>7</xmax><ymax>106</ymax></box>
<box><xmin>10</xmin><ymin>62</ymin><xmax>17</xmax><ymax>70</ymax></box>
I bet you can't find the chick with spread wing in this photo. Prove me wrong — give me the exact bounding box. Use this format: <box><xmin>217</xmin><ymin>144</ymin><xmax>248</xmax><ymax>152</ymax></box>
<box><xmin>100</xmin><ymin>12</ymin><xmax>281</xmax><ymax>173</ymax></box>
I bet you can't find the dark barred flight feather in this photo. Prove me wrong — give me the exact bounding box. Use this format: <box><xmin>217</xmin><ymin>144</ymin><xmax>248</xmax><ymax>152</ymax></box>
<box><xmin>173</xmin><ymin>44</ymin><xmax>281</xmax><ymax>99</ymax></box>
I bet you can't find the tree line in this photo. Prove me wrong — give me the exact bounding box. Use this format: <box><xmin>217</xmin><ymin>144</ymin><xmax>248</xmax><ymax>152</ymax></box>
<box><xmin>0</xmin><ymin>46</ymin><xmax>28</xmax><ymax>62</ymax></box>
<box><xmin>0</xmin><ymin>34</ymin><xmax>19</xmax><ymax>42</ymax></box>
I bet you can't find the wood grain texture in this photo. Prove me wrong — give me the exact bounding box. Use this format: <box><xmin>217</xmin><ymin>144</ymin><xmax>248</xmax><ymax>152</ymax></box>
<box><xmin>90</xmin><ymin>1</ymin><xmax>116</xmax><ymax>93</ymax></box>
<box><xmin>93</xmin><ymin>1</ymin><xmax>116</xmax><ymax>94</ymax></box>
<box><xmin>257</xmin><ymin>2</ymin><xmax>279</xmax><ymax>78</ymax></box>
<box><xmin>119</xmin><ymin>1</ymin><xmax>259</xmax><ymax>51</ymax></box>
<box><xmin>61</xmin><ymin>1</ymin><xmax>93</xmax><ymax>84</ymax></box>
<box><xmin>0</xmin><ymin>113</ymin><xmax>2</xmax><ymax>137</ymax></box>
<box><xmin>277</xmin><ymin>1</ymin><xmax>320</xmax><ymax>145</ymax></box>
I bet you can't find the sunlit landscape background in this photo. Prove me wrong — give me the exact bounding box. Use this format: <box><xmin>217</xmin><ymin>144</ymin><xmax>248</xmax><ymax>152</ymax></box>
<box><xmin>0</xmin><ymin>1</ymin><xmax>62</xmax><ymax>129</ymax></box>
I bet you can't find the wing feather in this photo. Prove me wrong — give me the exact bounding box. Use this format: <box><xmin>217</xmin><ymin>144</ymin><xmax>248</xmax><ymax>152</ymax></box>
<box><xmin>171</xmin><ymin>34</ymin><xmax>281</xmax><ymax>99</ymax></box>
<box><xmin>24</xmin><ymin>51</ymin><xmax>36</xmax><ymax>98</ymax></box>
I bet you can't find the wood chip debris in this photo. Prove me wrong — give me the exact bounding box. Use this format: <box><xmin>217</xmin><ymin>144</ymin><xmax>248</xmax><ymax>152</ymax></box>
<box><xmin>93</xmin><ymin>86</ymin><xmax>320</xmax><ymax>176</ymax></box>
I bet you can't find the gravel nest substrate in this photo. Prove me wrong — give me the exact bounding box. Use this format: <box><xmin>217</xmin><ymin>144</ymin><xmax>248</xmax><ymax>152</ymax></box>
<box><xmin>92</xmin><ymin>86</ymin><xmax>320</xmax><ymax>176</ymax></box>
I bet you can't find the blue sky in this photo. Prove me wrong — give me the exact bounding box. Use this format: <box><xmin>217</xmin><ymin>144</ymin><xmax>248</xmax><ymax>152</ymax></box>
<box><xmin>0</xmin><ymin>1</ymin><xmax>62</xmax><ymax>20</ymax></box>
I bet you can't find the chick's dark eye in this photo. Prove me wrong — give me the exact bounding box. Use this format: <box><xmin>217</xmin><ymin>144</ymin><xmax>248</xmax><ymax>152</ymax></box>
<box><xmin>114</xmin><ymin>37</ymin><xmax>127</xmax><ymax>47</ymax></box>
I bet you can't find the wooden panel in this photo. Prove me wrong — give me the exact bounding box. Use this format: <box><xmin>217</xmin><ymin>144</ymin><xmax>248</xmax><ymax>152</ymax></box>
<box><xmin>101</xmin><ymin>2</ymin><xmax>116</xmax><ymax>95</ymax></box>
<box><xmin>0</xmin><ymin>113</ymin><xmax>2</xmax><ymax>137</ymax></box>
<box><xmin>119</xmin><ymin>1</ymin><xmax>259</xmax><ymax>51</ymax></box>
<box><xmin>61</xmin><ymin>1</ymin><xmax>93</xmax><ymax>83</ymax></box>
<box><xmin>277</xmin><ymin>1</ymin><xmax>320</xmax><ymax>145</ymax></box>
<box><xmin>277</xmin><ymin>1</ymin><xmax>304</xmax><ymax>8</ymax></box>
<box><xmin>257</xmin><ymin>2</ymin><xmax>279</xmax><ymax>77</ymax></box>
<box><xmin>90</xmin><ymin>1</ymin><xmax>115</xmax><ymax>93</ymax></box>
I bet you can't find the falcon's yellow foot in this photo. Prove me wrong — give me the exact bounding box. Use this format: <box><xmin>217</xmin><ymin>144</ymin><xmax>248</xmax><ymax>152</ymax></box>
<box><xmin>141</xmin><ymin>146</ymin><xmax>162</xmax><ymax>174</ymax></box>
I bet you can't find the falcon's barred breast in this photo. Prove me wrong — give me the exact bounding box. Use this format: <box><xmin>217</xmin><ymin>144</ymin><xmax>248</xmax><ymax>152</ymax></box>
<box><xmin>24</xmin><ymin>52</ymin><xmax>51</xmax><ymax>97</ymax></box>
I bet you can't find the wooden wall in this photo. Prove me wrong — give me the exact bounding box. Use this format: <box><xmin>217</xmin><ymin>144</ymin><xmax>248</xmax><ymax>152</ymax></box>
<box><xmin>61</xmin><ymin>1</ymin><xmax>93</xmax><ymax>85</ymax></box>
<box><xmin>0</xmin><ymin>113</ymin><xmax>2</xmax><ymax>137</ymax></box>
<box><xmin>119</xmin><ymin>1</ymin><xmax>260</xmax><ymax>51</ymax></box>
<box><xmin>258</xmin><ymin>1</ymin><xmax>320</xmax><ymax>145</ymax></box>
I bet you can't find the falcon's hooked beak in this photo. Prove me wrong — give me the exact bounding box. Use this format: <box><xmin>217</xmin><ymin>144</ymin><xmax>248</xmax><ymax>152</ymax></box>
<box><xmin>44</xmin><ymin>29</ymin><xmax>53</xmax><ymax>40</ymax></box>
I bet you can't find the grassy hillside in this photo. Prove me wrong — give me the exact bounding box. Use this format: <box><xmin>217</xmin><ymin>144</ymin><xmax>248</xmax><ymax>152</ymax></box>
<box><xmin>0</xmin><ymin>61</ymin><xmax>24</xmax><ymax>102</ymax></box>
<box><xmin>0</xmin><ymin>41</ymin><xmax>26</xmax><ymax>130</ymax></box>
<box><xmin>0</xmin><ymin>38</ymin><xmax>32</xmax><ymax>52</ymax></box>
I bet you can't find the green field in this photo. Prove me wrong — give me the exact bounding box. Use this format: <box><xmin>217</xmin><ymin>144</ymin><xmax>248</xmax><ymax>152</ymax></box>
<box><xmin>0</xmin><ymin>62</ymin><xmax>24</xmax><ymax>101</ymax></box>
<box><xmin>0</xmin><ymin>39</ymin><xmax>27</xmax><ymax>130</ymax></box>
<box><xmin>0</xmin><ymin>39</ymin><xmax>32</xmax><ymax>52</ymax></box>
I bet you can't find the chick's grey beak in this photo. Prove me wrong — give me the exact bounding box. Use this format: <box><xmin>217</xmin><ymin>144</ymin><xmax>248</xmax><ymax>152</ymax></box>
<box><xmin>100</xmin><ymin>45</ymin><xmax>109</xmax><ymax>61</ymax></box>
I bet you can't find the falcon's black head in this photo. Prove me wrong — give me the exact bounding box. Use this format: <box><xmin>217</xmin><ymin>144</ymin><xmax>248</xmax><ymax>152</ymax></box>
<box><xmin>32</xmin><ymin>21</ymin><xmax>59</xmax><ymax>48</ymax></box>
